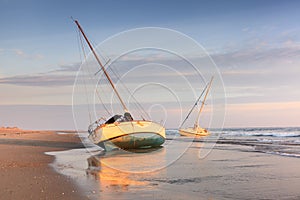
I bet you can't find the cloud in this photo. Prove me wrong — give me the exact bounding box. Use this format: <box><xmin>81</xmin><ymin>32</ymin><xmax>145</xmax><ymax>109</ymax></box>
<box><xmin>212</xmin><ymin>44</ymin><xmax>300</xmax><ymax>67</ymax></box>
<box><xmin>0</xmin><ymin>57</ymin><xmax>202</xmax><ymax>88</ymax></box>
<box><xmin>12</xmin><ymin>49</ymin><xmax>44</xmax><ymax>60</ymax></box>
<box><xmin>0</xmin><ymin>63</ymin><xmax>80</xmax><ymax>87</ymax></box>
<box><xmin>0</xmin><ymin>48</ymin><xmax>44</xmax><ymax>60</ymax></box>
<box><xmin>46</xmin><ymin>63</ymin><xmax>81</xmax><ymax>73</ymax></box>
<box><xmin>0</xmin><ymin>74</ymin><xmax>76</xmax><ymax>87</ymax></box>
<box><xmin>14</xmin><ymin>49</ymin><xmax>25</xmax><ymax>56</ymax></box>
<box><xmin>205</xmin><ymin>37</ymin><xmax>300</xmax><ymax>105</ymax></box>
<box><xmin>242</xmin><ymin>27</ymin><xmax>250</xmax><ymax>32</ymax></box>
<box><xmin>209</xmin><ymin>38</ymin><xmax>300</xmax><ymax>89</ymax></box>
<box><xmin>211</xmin><ymin>26</ymin><xmax>300</xmax><ymax>70</ymax></box>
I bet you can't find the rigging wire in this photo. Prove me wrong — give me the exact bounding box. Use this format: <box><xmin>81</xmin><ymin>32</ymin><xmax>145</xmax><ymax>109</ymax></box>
<box><xmin>76</xmin><ymin>29</ymin><xmax>92</xmax><ymax>123</ymax></box>
<box><xmin>86</xmin><ymin>39</ymin><xmax>126</xmax><ymax>115</ymax></box>
<box><xmin>95</xmin><ymin>73</ymin><xmax>115</xmax><ymax>116</ymax></box>
<box><xmin>78</xmin><ymin>29</ymin><xmax>112</xmax><ymax>118</ymax></box>
<box><xmin>78</xmin><ymin>29</ymin><xmax>150</xmax><ymax>120</ymax></box>
<box><xmin>90</xmin><ymin>45</ymin><xmax>150</xmax><ymax>120</ymax></box>
<box><xmin>179</xmin><ymin>81</ymin><xmax>210</xmax><ymax>128</ymax></box>
<box><xmin>108</xmin><ymin>65</ymin><xmax>150</xmax><ymax>120</ymax></box>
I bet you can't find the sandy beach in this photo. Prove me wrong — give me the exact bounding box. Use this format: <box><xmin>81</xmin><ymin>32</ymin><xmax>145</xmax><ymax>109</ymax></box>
<box><xmin>0</xmin><ymin>128</ymin><xmax>86</xmax><ymax>200</ymax></box>
<box><xmin>1</xmin><ymin>127</ymin><xmax>300</xmax><ymax>200</ymax></box>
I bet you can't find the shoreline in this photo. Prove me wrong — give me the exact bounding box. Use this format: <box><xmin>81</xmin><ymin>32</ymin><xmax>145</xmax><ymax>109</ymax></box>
<box><xmin>46</xmin><ymin>136</ymin><xmax>300</xmax><ymax>200</ymax></box>
<box><xmin>1</xmin><ymin>128</ymin><xmax>300</xmax><ymax>199</ymax></box>
<box><xmin>0</xmin><ymin>128</ymin><xmax>87</xmax><ymax>200</ymax></box>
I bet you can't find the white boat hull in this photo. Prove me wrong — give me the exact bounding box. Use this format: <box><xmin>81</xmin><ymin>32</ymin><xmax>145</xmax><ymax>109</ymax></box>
<box><xmin>179</xmin><ymin>127</ymin><xmax>210</xmax><ymax>137</ymax></box>
<box><xmin>89</xmin><ymin>121</ymin><xmax>165</xmax><ymax>150</ymax></box>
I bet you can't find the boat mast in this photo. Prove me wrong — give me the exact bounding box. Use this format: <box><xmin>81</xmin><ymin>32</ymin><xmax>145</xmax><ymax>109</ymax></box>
<box><xmin>194</xmin><ymin>76</ymin><xmax>214</xmax><ymax>129</ymax></box>
<box><xmin>74</xmin><ymin>20</ymin><xmax>128</xmax><ymax>112</ymax></box>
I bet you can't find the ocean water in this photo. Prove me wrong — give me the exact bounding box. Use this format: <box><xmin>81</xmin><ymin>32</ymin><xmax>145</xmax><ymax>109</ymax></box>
<box><xmin>216</xmin><ymin>127</ymin><xmax>300</xmax><ymax>158</ymax></box>
<box><xmin>168</xmin><ymin>127</ymin><xmax>300</xmax><ymax>158</ymax></box>
<box><xmin>46</xmin><ymin>127</ymin><xmax>300</xmax><ymax>199</ymax></box>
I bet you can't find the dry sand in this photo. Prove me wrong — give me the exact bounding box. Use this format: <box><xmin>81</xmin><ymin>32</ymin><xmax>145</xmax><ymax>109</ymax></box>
<box><xmin>0</xmin><ymin>128</ymin><xmax>87</xmax><ymax>200</ymax></box>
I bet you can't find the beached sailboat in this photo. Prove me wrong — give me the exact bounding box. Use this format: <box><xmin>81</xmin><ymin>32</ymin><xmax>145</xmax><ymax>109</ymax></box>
<box><xmin>74</xmin><ymin>20</ymin><xmax>166</xmax><ymax>150</ymax></box>
<box><xmin>179</xmin><ymin>77</ymin><xmax>213</xmax><ymax>137</ymax></box>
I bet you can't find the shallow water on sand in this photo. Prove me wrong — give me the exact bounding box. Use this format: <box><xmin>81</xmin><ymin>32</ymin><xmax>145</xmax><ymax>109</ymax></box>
<box><xmin>47</xmin><ymin>129</ymin><xmax>300</xmax><ymax>200</ymax></box>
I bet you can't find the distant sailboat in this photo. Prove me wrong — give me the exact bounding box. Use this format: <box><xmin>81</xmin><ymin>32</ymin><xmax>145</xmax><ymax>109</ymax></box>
<box><xmin>73</xmin><ymin>19</ymin><xmax>166</xmax><ymax>150</ymax></box>
<box><xmin>179</xmin><ymin>77</ymin><xmax>213</xmax><ymax>137</ymax></box>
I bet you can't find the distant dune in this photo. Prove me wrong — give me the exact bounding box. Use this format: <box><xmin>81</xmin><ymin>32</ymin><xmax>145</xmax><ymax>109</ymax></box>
<box><xmin>0</xmin><ymin>126</ymin><xmax>33</xmax><ymax>134</ymax></box>
<box><xmin>0</xmin><ymin>127</ymin><xmax>78</xmax><ymax>135</ymax></box>
<box><xmin>0</xmin><ymin>127</ymin><xmax>57</xmax><ymax>136</ymax></box>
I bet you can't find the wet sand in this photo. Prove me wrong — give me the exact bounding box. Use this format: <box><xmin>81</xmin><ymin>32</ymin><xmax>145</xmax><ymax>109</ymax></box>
<box><xmin>47</xmin><ymin>136</ymin><xmax>300</xmax><ymax>200</ymax></box>
<box><xmin>0</xmin><ymin>128</ymin><xmax>86</xmax><ymax>200</ymax></box>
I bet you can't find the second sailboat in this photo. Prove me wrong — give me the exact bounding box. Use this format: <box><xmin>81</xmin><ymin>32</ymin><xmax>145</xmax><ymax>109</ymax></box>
<box><xmin>179</xmin><ymin>77</ymin><xmax>214</xmax><ymax>137</ymax></box>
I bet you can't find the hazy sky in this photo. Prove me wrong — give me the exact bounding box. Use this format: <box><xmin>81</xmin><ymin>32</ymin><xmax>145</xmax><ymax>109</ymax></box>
<box><xmin>0</xmin><ymin>0</ymin><xmax>299</xmax><ymax>129</ymax></box>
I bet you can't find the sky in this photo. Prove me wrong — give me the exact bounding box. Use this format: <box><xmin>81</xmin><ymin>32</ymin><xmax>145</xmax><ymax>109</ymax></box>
<box><xmin>0</xmin><ymin>0</ymin><xmax>300</xmax><ymax>130</ymax></box>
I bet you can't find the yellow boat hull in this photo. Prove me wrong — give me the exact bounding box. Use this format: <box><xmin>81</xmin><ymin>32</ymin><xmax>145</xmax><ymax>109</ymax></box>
<box><xmin>89</xmin><ymin>121</ymin><xmax>165</xmax><ymax>150</ymax></box>
<box><xmin>179</xmin><ymin>127</ymin><xmax>210</xmax><ymax>137</ymax></box>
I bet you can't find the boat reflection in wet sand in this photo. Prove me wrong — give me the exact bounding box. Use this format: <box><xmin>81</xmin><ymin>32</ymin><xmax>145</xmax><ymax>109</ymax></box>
<box><xmin>87</xmin><ymin>155</ymin><xmax>147</xmax><ymax>191</ymax></box>
<box><xmin>86</xmin><ymin>147</ymin><xmax>165</xmax><ymax>191</ymax></box>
